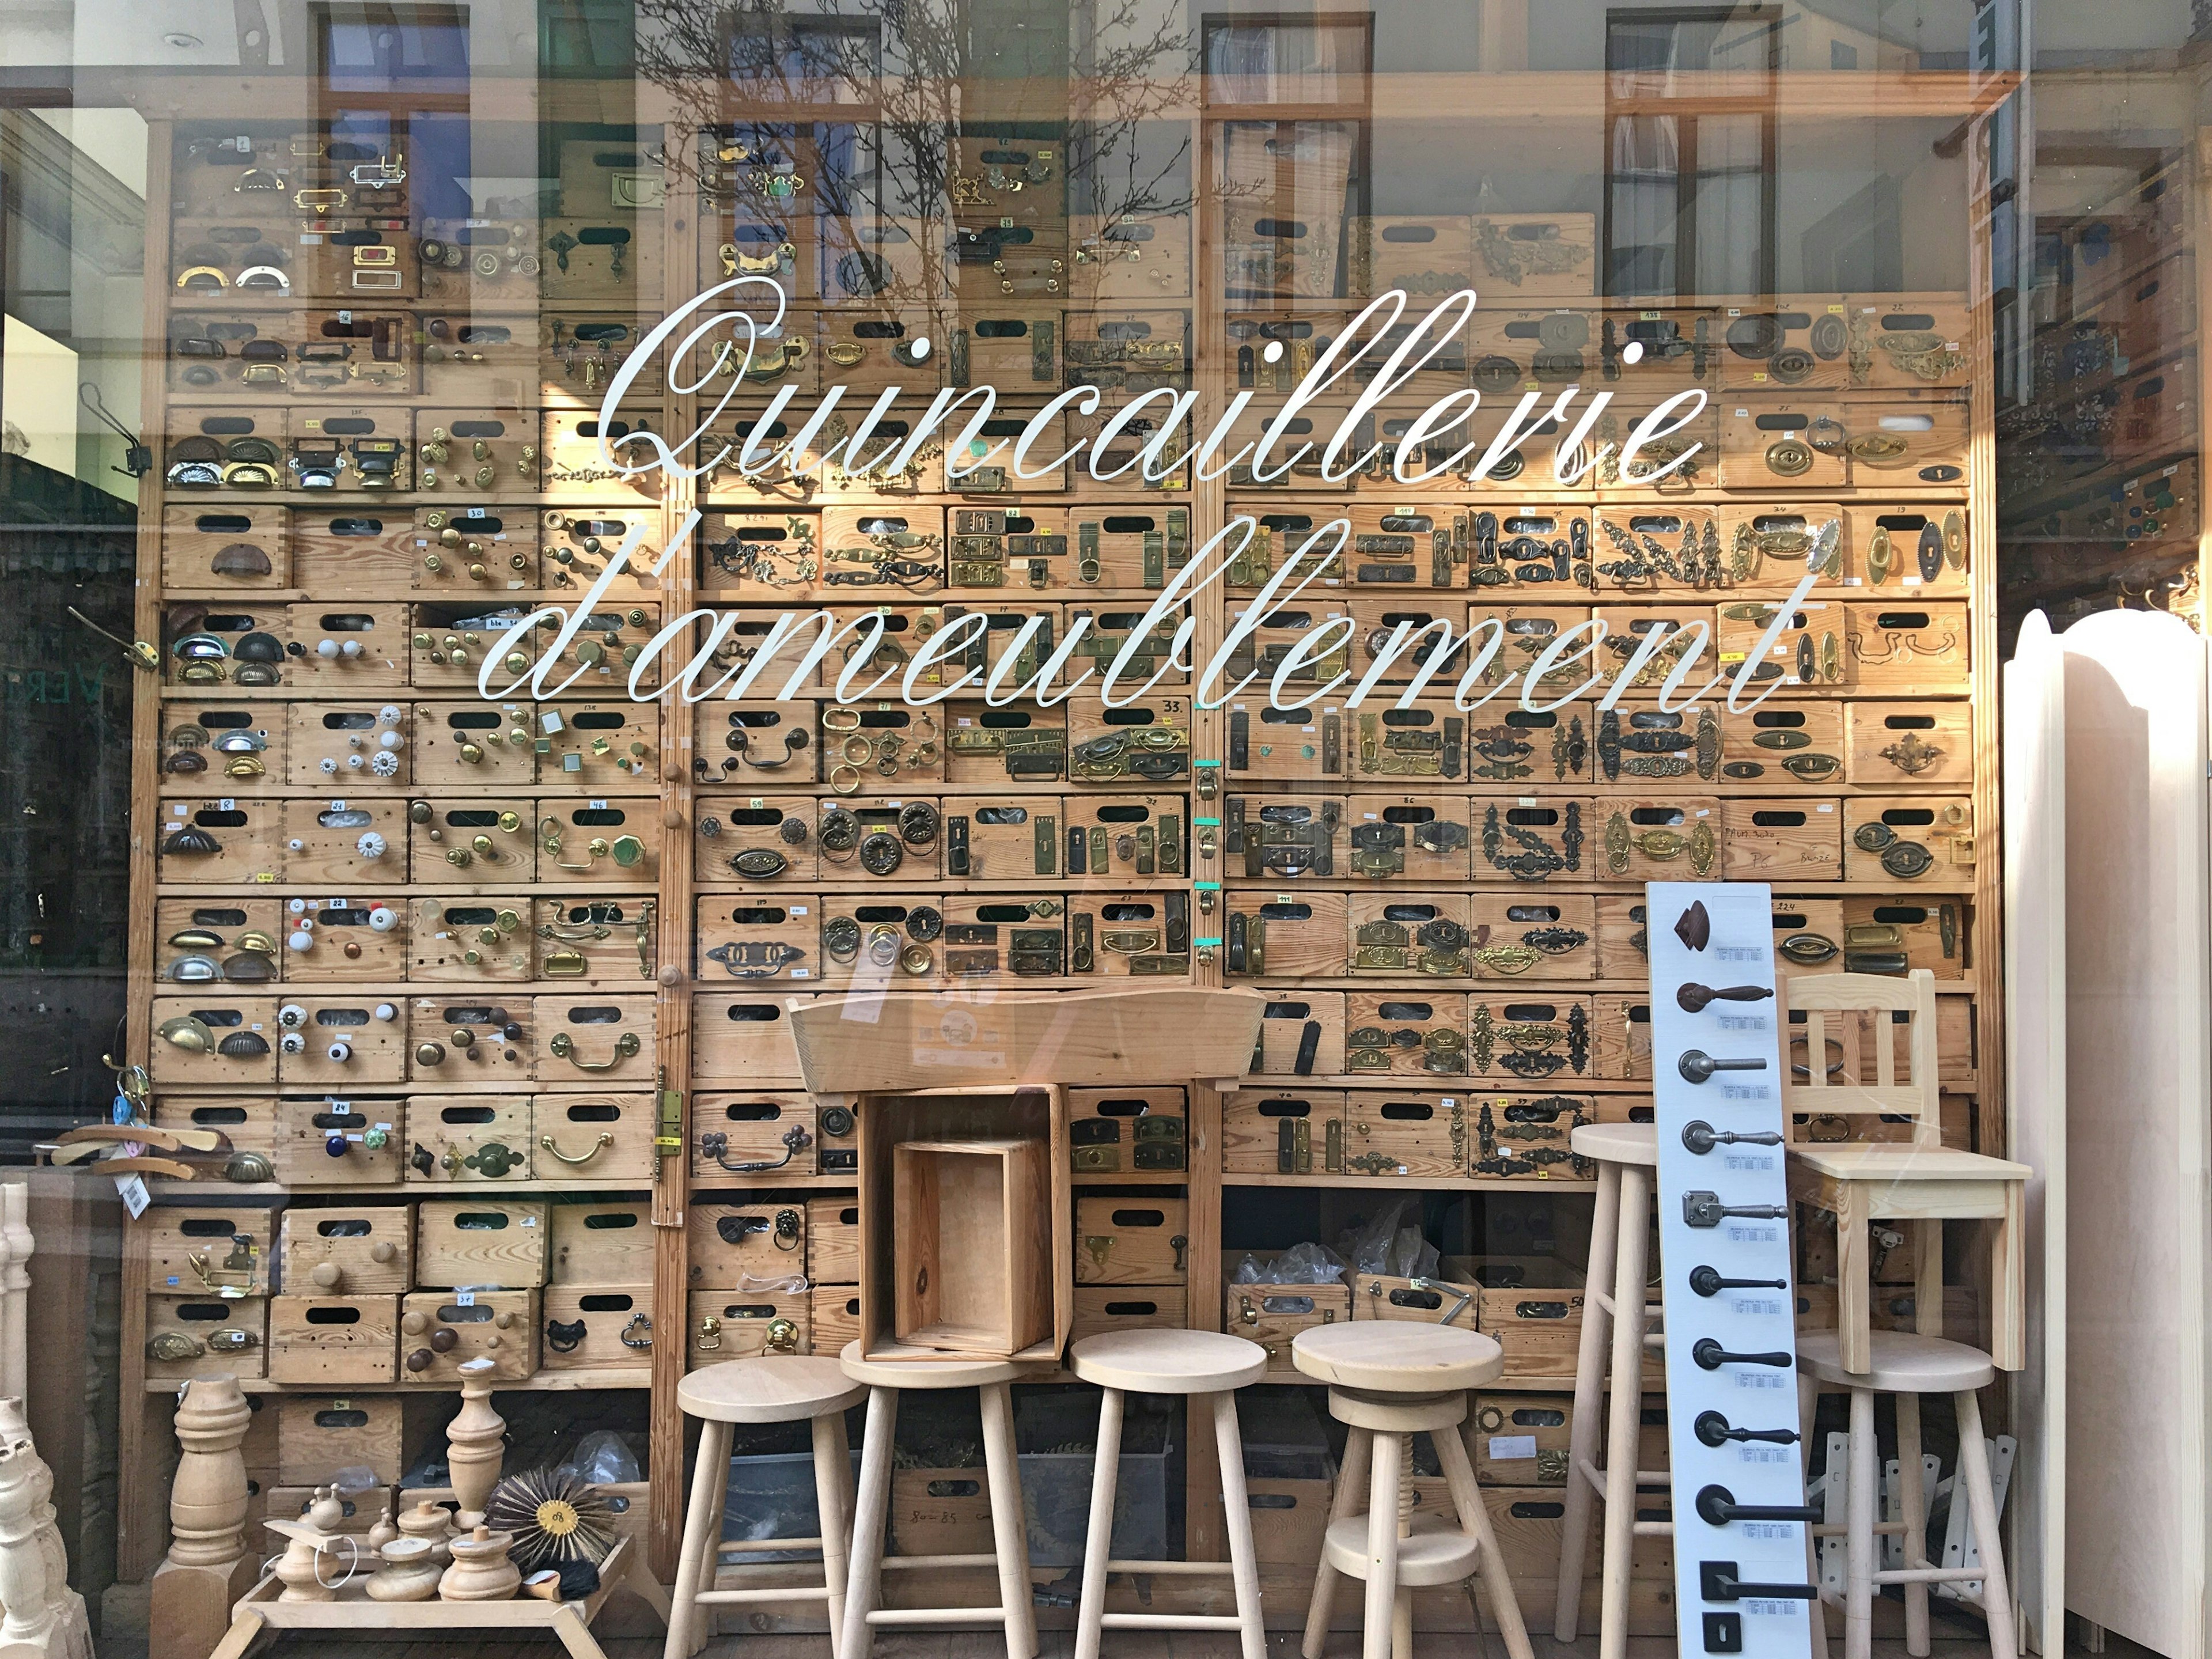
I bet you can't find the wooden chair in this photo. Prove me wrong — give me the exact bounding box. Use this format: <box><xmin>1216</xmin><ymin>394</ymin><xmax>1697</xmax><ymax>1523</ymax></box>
<box><xmin>836</xmin><ymin>1343</ymin><xmax>1041</xmax><ymax>1659</ymax></box>
<box><xmin>1069</xmin><ymin>1329</ymin><xmax>1270</xmax><ymax>1659</ymax></box>
<box><xmin>1779</xmin><ymin>969</ymin><xmax>2028</xmax><ymax>1373</ymax></box>
<box><xmin>1551</xmin><ymin>1122</ymin><xmax>1665</xmax><ymax>1659</ymax></box>
<box><xmin>665</xmin><ymin>1357</ymin><xmax>866</xmax><ymax>1659</ymax></box>
<box><xmin>1293</xmin><ymin>1323</ymin><xmax>1533</xmax><ymax>1659</ymax></box>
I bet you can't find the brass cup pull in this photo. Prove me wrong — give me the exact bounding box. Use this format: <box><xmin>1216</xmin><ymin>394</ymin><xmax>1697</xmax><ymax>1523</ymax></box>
<box><xmin>549</xmin><ymin>1030</ymin><xmax>641</xmax><ymax>1070</ymax></box>
<box><xmin>539</xmin><ymin>1131</ymin><xmax>613</xmax><ymax>1165</ymax></box>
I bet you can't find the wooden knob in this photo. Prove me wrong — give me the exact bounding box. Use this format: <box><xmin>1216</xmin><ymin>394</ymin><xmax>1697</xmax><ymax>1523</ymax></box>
<box><xmin>657</xmin><ymin>964</ymin><xmax>684</xmax><ymax>987</ymax></box>
<box><xmin>401</xmin><ymin>1310</ymin><xmax>429</xmax><ymax>1335</ymax></box>
<box><xmin>370</xmin><ymin>1241</ymin><xmax>396</xmax><ymax>1263</ymax></box>
<box><xmin>310</xmin><ymin>1262</ymin><xmax>342</xmax><ymax>1290</ymax></box>
<box><xmin>661</xmin><ymin>763</ymin><xmax>685</xmax><ymax>783</ymax></box>
<box><xmin>662</xmin><ymin>808</ymin><xmax>685</xmax><ymax>830</ymax></box>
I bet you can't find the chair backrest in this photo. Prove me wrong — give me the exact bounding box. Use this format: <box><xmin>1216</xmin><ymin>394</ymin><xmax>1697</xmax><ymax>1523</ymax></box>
<box><xmin>1776</xmin><ymin>968</ymin><xmax>1941</xmax><ymax>1147</ymax></box>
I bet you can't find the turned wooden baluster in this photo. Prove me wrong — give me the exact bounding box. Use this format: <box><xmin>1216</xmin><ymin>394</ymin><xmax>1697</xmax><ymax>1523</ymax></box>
<box><xmin>445</xmin><ymin>1359</ymin><xmax>506</xmax><ymax>1531</ymax></box>
<box><xmin>1</xmin><ymin>1185</ymin><xmax>32</xmax><ymax>1404</ymax></box>
<box><xmin>150</xmin><ymin>1375</ymin><xmax>257</xmax><ymax>1659</ymax></box>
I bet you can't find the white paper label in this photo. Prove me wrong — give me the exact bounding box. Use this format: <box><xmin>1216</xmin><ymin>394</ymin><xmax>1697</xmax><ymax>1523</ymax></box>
<box><xmin>1487</xmin><ymin>1434</ymin><xmax>1539</xmax><ymax>1461</ymax></box>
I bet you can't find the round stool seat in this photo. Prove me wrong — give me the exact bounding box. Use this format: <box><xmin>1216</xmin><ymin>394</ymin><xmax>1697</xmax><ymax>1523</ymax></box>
<box><xmin>1071</xmin><ymin>1328</ymin><xmax>1268</xmax><ymax>1392</ymax></box>
<box><xmin>679</xmin><ymin>1356</ymin><xmax>867</xmax><ymax>1423</ymax></box>
<box><xmin>838</xmin><ymin>1339</ymin><xmax>1035</xmax><ymax>1391</ymax></box>
<box><xmin>1796</xmin><ymin>1330</ymin><xmax>1995</xmax><ymax>1393</ymax></box>
<box><xmin>1293</xmin><ymin>1322</ymin><xmax>1502</xmax><ymax>1392</ymax></box>
<box><xmin>1569</xmin><ymin>1121</ymin><xmax>1657</xmax><ymax>1166</ymax></box>
<box><xmin>1327</xmin><ymin>1386</ymin><xmax>1466</xmax><ymax>1434</ymax></box>
<box><xmin>1321</xmin><ymin>1515</ymin><xmax>1483</xmax><ymax>1588</ymax></box>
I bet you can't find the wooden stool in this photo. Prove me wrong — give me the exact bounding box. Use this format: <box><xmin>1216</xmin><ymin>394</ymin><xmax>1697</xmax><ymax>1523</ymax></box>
<box><xmin>837</xmin><ymin>1342</ymin><xmax>1040</xmax><ymax>1659</ymax></box>
<box><xmin>1797</xmin><ymin>1331</ymin><xmax>2014</xmax><ymax>1659</ymax></box>
<box><xmin>1552</xmin><ymin>1121</ymin><xmax>1665</xmax><ymax>1658</ymax></box>
<box><xmin>1070</xmin><ymin>1330</ymin><xmax>1270</xmax><ymax>1659</ymax></box>
<box><xmin>1293</xmin><ymin>1323</ymin><xmax>1533</xmax><ymax>1659</ymax></box>
<box><xmin>666</xmin><ymin>1357</ymin><xmax>867</xmax><ymax>1659</ymax></box>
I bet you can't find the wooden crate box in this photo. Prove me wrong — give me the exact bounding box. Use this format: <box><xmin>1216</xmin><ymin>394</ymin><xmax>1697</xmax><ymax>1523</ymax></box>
<box><xmin>279</xmin><ymin>1204</ymin><xmax>411</xmax><ymax>1296</ymax></box>
<box><xmin>686</xmin><ymin>1290</ymin><xmax>810</xmax><ymax>1367</ymax></box>
<box><xmin>806</xmin><ymin>1198</ymin><xmax>861</xmax><ymax>1285</ymax></box>
<box><xmin>1222</xmin><ymin>1089</ymin><xmax>1347</xmax><ymax>1176</ymax></box>
<box><xmin>399</xmin><ymin>1289</ymin><xmax>539</xmax><ymax>1382</ymax></box>
<box><xmin>275</xmin><ymin>1395</ymin><xmax>407</xmax><ymax>1486</ymax></box>
<box><xmin>857</xmin><ymin>1086</ymin><xmax>1070</xmax><ymax>1364</ymax></box>
<box><xmin>414</xmin><ymin>1199</ymin><xmax>550</xmax><ymax>1288</ymax></box>
<box><xmin>549</xmin><ymin>1200</ymin><xmax>656</xmax><ymax>1286</ymax></box>
<box><xmin>146</xmin><ymin>1207</ymin><xmax>275</xmax><ymax>1297</ymax></box>
<box><xmin>1073</xmin><ymin>1198</ymin><xmax>1188</xmax><ymax>1285</ymax></box>
<box><xmin>541</xmin><ymin>1286</ymin><xmax>654</xmax><ymax>1370</ymax></box>
<box><xmin>533</xmin><ymin>1093</ymin><xmax>656</xmax><ymax>1181</ymax></box>
<box><xmin>1067</xmin><ymin>1085</ymin><xmax>1186</xmax><ymax>1175</ymax></box>
<box><xmin>687</xmin><ymin>1201</ymin><xmax>808</xmax><ymax>1288</ymax></box>
<box><xmin>1070</xmin><ymin>1286</ymin><xmax>1188</xmax><ymax>1346</ymax></box>
<box><xmin>146</xmin><ymin>1294</ymin><xmax>267</xmax><ymax>1382</ymax></box>
<box><xmin>267</xmin><ymin>1294</ymin><xmax>400</xmax><ymax>1385</ymax></box>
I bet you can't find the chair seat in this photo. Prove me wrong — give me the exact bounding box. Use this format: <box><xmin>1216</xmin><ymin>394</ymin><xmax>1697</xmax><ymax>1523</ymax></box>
<box><xmin>1796</xmin><ymin>1330</ymin><xmax>1995</xmax><ymax>1393</ymax></box>
<box><xmin>1293</xmin><ymin>1321</ymin><xmax>1502</xmax><ymax>1392</ymax></box>
<box><xmin>1070</xmin><ymin>1328</ymin><xmax>1268</xmax><ymax>1393</ymax></box>
<box><xmin>679</xmin><ymin>1356</ymin><xmax>868</xmax><ymax>1424</ymax></box>
<box><xmin>1321</xmin><ymin>1516</ymin><xmax>1483</xmax><ymax>1588</ymax></box>
<box><xmin>838</xmin><ymin>1340</ymin><xmax>1036</xmax><ymax>1391</ymax></box>
<box><xmin>1570</xmin><ymin>1122</ymin><xmax>1657</xmax><ymax>1166</ymax></box>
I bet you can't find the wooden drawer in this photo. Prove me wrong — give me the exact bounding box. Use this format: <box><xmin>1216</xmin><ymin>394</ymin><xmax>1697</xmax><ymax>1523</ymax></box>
<box><xmin>275</xmin><ymin>1396</ymin><xmax>404</xmax><ymax>1486</ymax></box>
<box><xmin>1472</xmin><ymin>797</ymin><xmax>1588</xmax><ymax>884</ymax></box>
<box><xmin>532</xmin><ymin>802</ymin><xmax>659</xmax><ymax>887</ymax></box>
<box><xmin>691</xmin><ymin>993</ymin><xmax>808</xmax><ymax>1082</ymax></box>
<box><xmin>1844</xmin><ymin>701</ymin><xmax>1973</xmax><ymax>789</ymax></box>
<box><xmin>157</xmin><ymin>710</ymin><xmax>282</xmax><ymax>798</ymax></box>
<box><xmin>150</xmin><ymin>996</ymin><xmax>278</xmax><ymax>1087</ymax></box>
<box><xmin>151</xmin><ymin>1097</ymin><xmax>275</xmax><ymax>1175</ymax></box>
<box><xmin>1471</xmin><ymin>1397</ymin><xmax>1571</xmax><ymax>1486</ymax></box>
<box><xmin>272</xmin><ymin>1096</ymin><xmax>406</xmax><ymax>1186</ymax></box>
<box><xmin>405</xmin><ymin>798</ymin><xmax>536</xmax><ymax>884</ymax></box>
<box><xmin>159</xmin><ymin>798</ymin><xmax>283</xmax><ymax>885</ymax></box>
<box><xmin>272</xmin><ymin>897</ymin><xmax>408</xmax><ymax>984</ymax></box>
<box><xmin>406</xmin><ymin>997</ymin><xmax>533</xmax><ymax>1084</ymax></box>
<box><xmin>533</xmin><ymin>994</ymin><xmax>655</xmax><ymax>1084</ymax></box>
<box><xmin>1722</xmin><ymin>798</ymin><xmax>1843</xmax><ymax>881</ymax></box>
<box><xmin>267</xmin><ymin>1295</ymin><xmax>400</xmax><ymax>1385</ymax></box>
<box><xmin>410</xmin><ymin>701</ymin><xmax>539</xmax><ymax>788</ymax></box>
<box><xmin>541</xmin><ymin>1286</ymin><xmax>653</xmax><ymax>1370</ymax></box>
<box><xmin>1222</xmin><ymin>1089</ymin><xmax>1346</xmax><ymax>1176</ymax></box>
<box><xmin>1251</xmin><ymin>993</ymin><xmax>1346</xmax><ymax>1079</ymax></box>
<box><xmin>687</xmin><ymin>1290</ymin><xmax>809</xmax><ymax>1367</ymax></box>
<box><xmin>1070</xmin><ymin>1286</ymin><xmax>1186</xmax><ymax>1346</ymax></box>
<box><xmin>1597</xmin><ymin>798</ymin><xmax>1721</xmax><ymax>881</ymax></box>
<box><xmin>533</xmin><ymin>895</ymin><xmax>657</xmax><ymax>984</ymax></box>
<box><xmin>1718</xmin><ymin>701</ymin><xmax>1844</xmax><ymax>791</ymax></box>
<box><xmin>405</xmin><ymin>1094</ymin><xmax>534</xmax><ymax>1182</ymax></box>
<box><xmin>1843</xmin><ymin>601</ymin><xmax>1970</xmax><ymax>694</ymax></box>
<box><xmin>1588</xmin><ymin>995</ymin><xmax>1652</xmax><ymax>1081</ymax></box>
<box><xmin>1344</xmin><ymin>995</ymin><xmax>1468</xmax><ymax>1079</ymax></box>
<box><xmin>695</xmin><ymin>795</ymin><xmax>819</xmax><ymax>886</ymax></box>
<box><xmin>533</xmin><ymin>1093</ymin><xmax>656</xmax><ymax>1181</ymax></box>
<box><xmin>1074</xmin><ymin>1198</ymin><xmax>1188</xmax><ymax>1285</ymax></box>
<box><xmin>1838</xmin><ymin>897</ymin><xmax>1966</xmax><ymax>980</ymax></box>
<box><xmin>146</xmin><ymin>1207</ymin><xmax>276</xmax><ymax>1297</ymax></box>
<box><xmin>399</xmin><ymin>1289</ymin><xmax>539</xmax><ymax>1382</ymax></box>
<box><xmin>1223</xmin><ymin>699</ymin><xmax>1348</xmax><ymax>782</ymax></box>
<box><xmin>163</xmin><ymin>503</ymin><xmax>289</xmax><ymax>590</ymax></box>
<box><xmin>687</xmin><ymin>1201</ymin><xmax>807</xmax><ymax>1288</ymax></box>
<box><xmin>1223</xmin><ymin>1276</ymin><xmax>1350</xmax><ymax>1378</ymax></box>
<box><xmin>1469</xmin><ymin>997</ymin><xmax>1594</xmax><ymax>1085</ymax></box>
<box><xmin>414</xmin><ymin>1199</ymin><xmax>550</xmax><ymax>1289</ymax></box>
<box><xmin>279</xmin><ymin>1204</ymin><xmax>411</xmax><ymax>1296</ymax></box>
<box><xmin>282</xmin><ymin>603</ymin><xmax>409</xmax><ymax>688</ymax></box>
<box><xmin>548</xmin><ymin>1199</ymin><xmax>656</xmax><ymax>1287</ymax></box>
<box><xmin>1344</xmin><ymin>1091</ymin><xmax>1466</xmax><ymax>1177</ymax></box>
<box><xmin>1067</xmin><ymin>1086</ymin><xmax>1185</xmax><ymax>1176</ymax></box>
<box><xmin>1469</xmin><ymin>1095</ymin><xmax>1596</xmax><ymax>1181</ymax></box>
<box><xmin>147</xmin><ymin>1294</ymin><xmax>267</xmax><ymax>1381</ymax></box>
<box><xmin>1843</xmin><ymin>797</ymin><xmax>1975</xmax><ymax>885</ymax></box>
<box><xmin>1469</xmin><ymin>893</ymin><xmax>1597</xmax><ymax>980</ymax></box>
<box><xmin>806</xmin><ymin>1198</ymin><xmax>861</xmax><ymax>1285</ymax></box>
<box><xmin>810</xmin><ymin>1285</ymin><xmax>862</xmax><ymax>1360</ymax></box>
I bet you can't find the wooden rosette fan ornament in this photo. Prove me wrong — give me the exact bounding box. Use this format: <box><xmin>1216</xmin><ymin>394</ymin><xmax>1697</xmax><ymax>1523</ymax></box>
<box><xmin>483</xmin><ymin>1471</ymin><xmax>616</xmax><ymax>1571</ymax></box>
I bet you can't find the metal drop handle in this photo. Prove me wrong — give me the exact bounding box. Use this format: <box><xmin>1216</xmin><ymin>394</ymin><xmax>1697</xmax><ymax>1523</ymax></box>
<box><xmin>539</xmin><ymin>1131</ymin><xmax>612</xmax><ymax>1165</ymax></box>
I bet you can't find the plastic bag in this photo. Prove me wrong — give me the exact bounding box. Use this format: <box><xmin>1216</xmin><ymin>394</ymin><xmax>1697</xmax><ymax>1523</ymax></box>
<box><xmin>1338</xmin><ymin>1200</ymin><xmax>1411</xmax><ymax>1273</ymax></box>
<box><xmin>1263</xmin><ymin>1241</ymin><xmax>1346</xmax><ymax>1283</ymax></box>
<box><xmin>558</xmin><ymin>1430</ymin><xmax>641</xmax><ymax>1486</ymax></box>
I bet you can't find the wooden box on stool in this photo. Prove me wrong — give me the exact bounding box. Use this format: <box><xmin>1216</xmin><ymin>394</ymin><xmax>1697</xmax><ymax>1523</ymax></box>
<box><xmin>856</xmin><ymin>1085</ymin><xmax>1071</xmax><ymax>1363</ymax></box>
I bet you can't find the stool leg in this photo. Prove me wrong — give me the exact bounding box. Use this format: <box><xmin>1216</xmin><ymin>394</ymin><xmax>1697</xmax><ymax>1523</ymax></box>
<box><xmin>1437</xmin><ymin>1416</ymin><xmax>1533</xmax><ymax>1659</ymax></box>
<box><xmin>1391</xmin><ymin>1586</ymin><xmax>1413</xmax><ymax>1659</ymax></box>
<box><xmin>980</xmin><ymin>1380</ymin><xmax>1038</xmax><ymax>1659</ymax></box>
<box><xmin>1301</xmin><ymin>1425</ymin><xmax>1371</xmax><ymax>1659</ymax></box>
<box><xmin>664</xmin><ymin>1418</ymin><xmax>732</xmax><ymax>1659</ymax></box>
<box><xmin>1895</xmin><ymin>1392</ymin><xmax>1930</xmax><ymax>1657</ymax></box>
<box><xmin>1599</xmin><ymin>1161</ymin><xmax>1652</xmax><ymax>1659</ymax></box>
<box><xmin>812</xmin><ymin>1408</ymin><xmax>855</xmax><ymax>1659</ymax></box>
<box><xmin>1362</xmin><ymin>1431</ymin><xmax>1403</xmax><ymax>1659</ymax></box>
<box><xmin>1073</xmin><ymin>1385</ymin><xmax>1124</xmax><ymax>1659</ymax></box>
<box><xmin>839</xmin><ymin>1387</ymin><xmax>898</xmax><ymax>1659</ymax></box>
<box><xmin>1210</xmin><ymin>1391</ymin><xmax>1267</xmax><ymax>1659</ymax></box>
<box><xmin>1554</xmin><ymin>1158</ymin><xmax>1622</xmax><ymax>1641</ymax></box>
<box><xmin>1800</xmin><ymin>1375</ymin><xmax>1830</xmax><ymax>1659</ymax></box>
<box><xmin>1953</xmin><ymin>1389</ymin><xmax>2016</xmax><ymax>1659</ymax></box>
<box><xmin>1844</xmin><ymin>1386</ymin><xmax>1877</xmax><ymax>1659</ymax></box>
